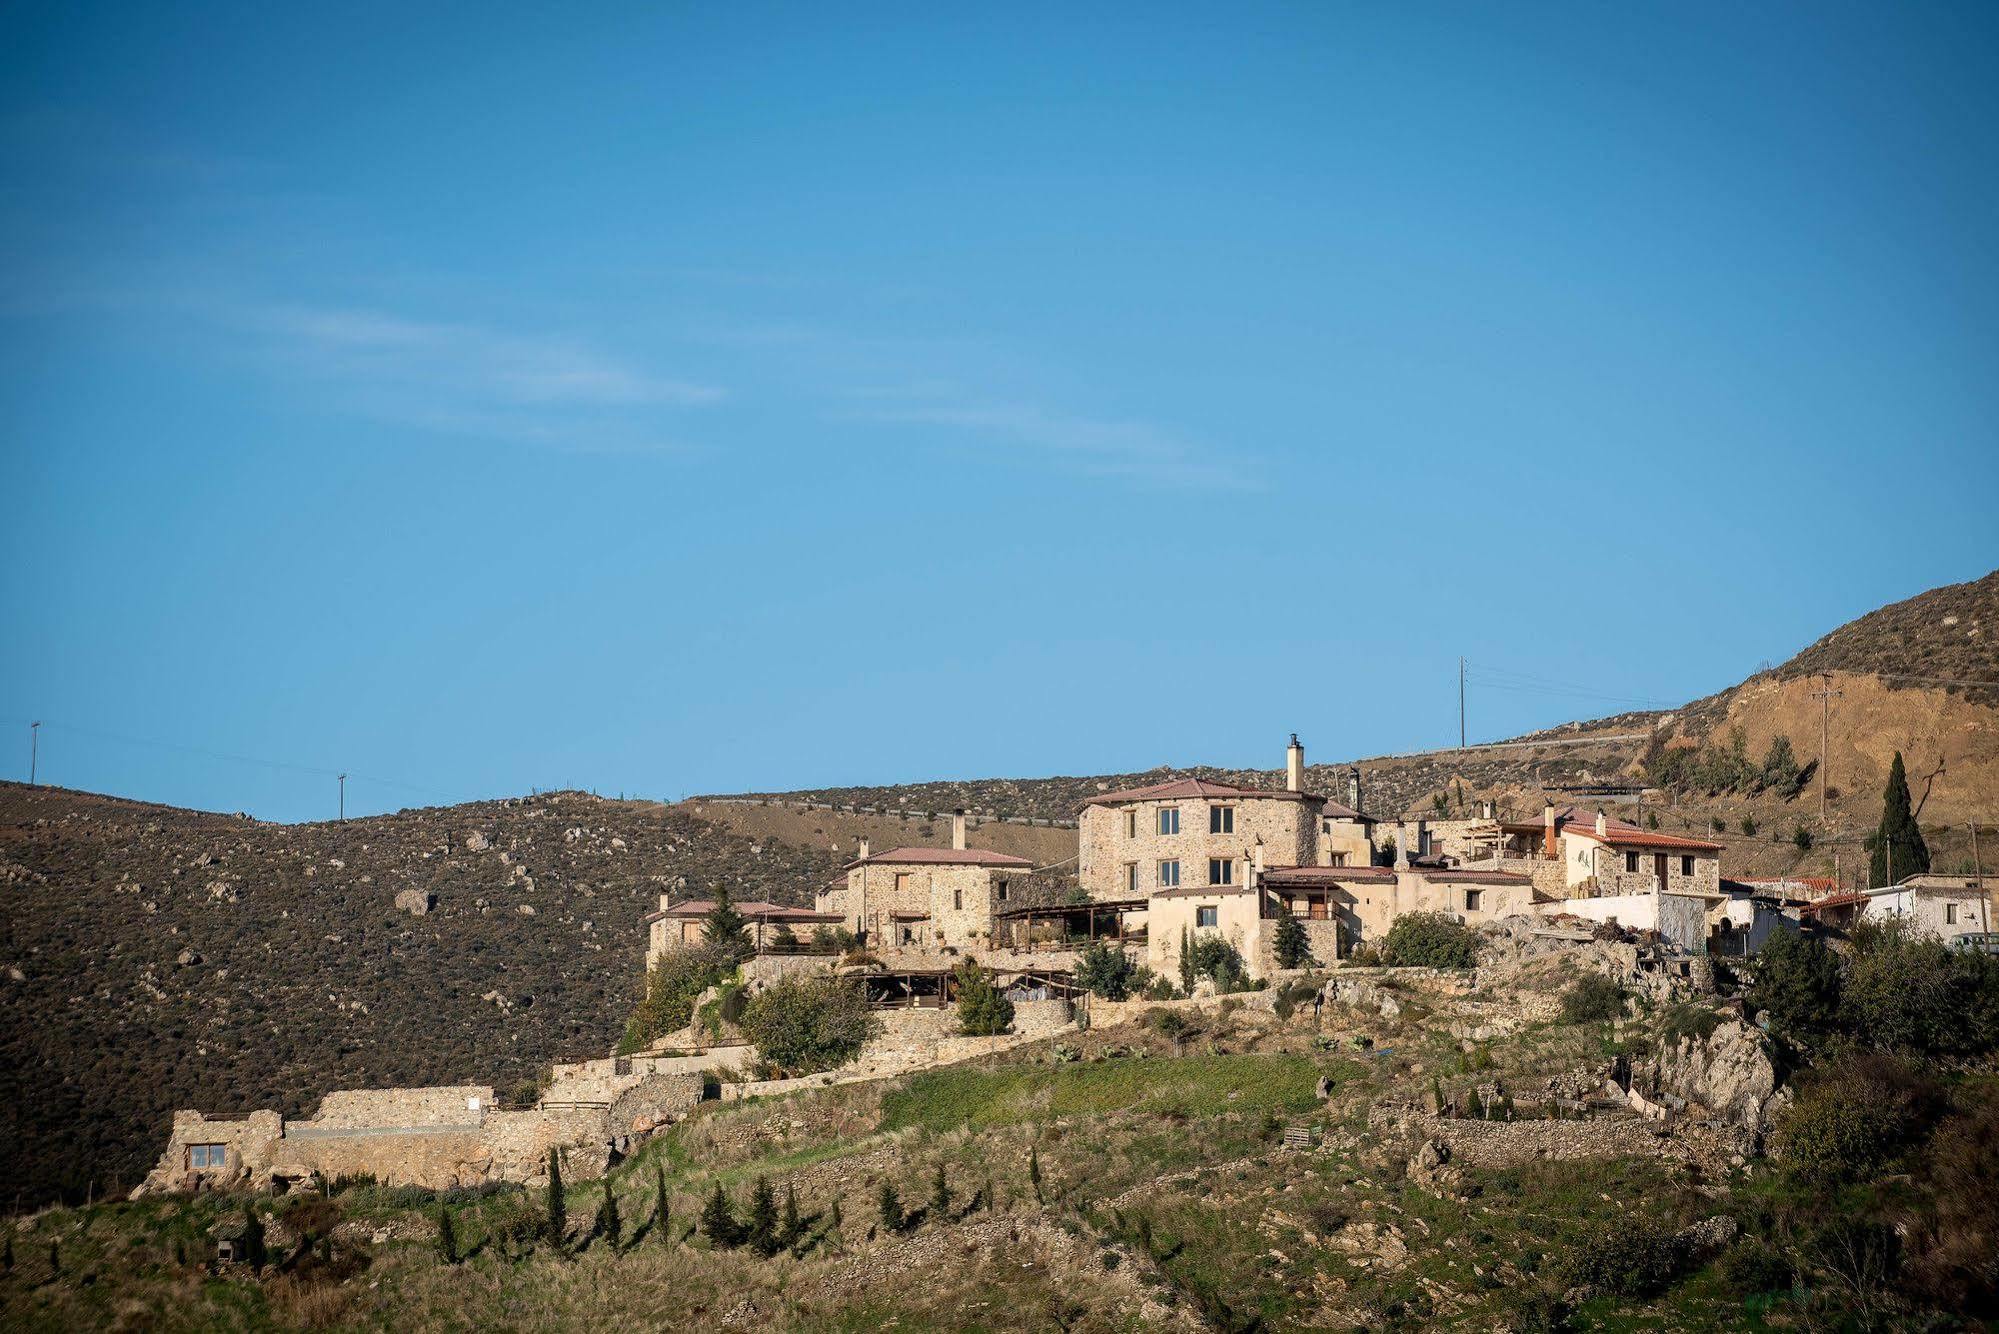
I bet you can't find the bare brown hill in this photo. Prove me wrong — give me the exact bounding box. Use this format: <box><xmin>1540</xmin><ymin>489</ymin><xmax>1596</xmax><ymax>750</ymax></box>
<box><xmin>0</xmin><ymin>784</ymin><xmax>842</xmax><ymax>1209</ymax></box>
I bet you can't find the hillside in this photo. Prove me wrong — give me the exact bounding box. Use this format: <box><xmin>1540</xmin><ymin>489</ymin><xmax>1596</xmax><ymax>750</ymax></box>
<box><xmin>0</xmin><ymin>784</ymin><xmax>846</xmax><ymax>1209</ymax></box>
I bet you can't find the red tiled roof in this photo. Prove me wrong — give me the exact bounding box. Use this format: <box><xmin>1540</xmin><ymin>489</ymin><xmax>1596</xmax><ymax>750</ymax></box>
<box><xmin>1083</xmin><ymin>777</ymin><xmax>1324</xmax><ymax>808</ymax></box>
<box><xmin>844</xmin><ymin>846</ymin><xmax>1034</xmax><ymax>869</ymax></box>
<box><xmin>1804</xmin><ymin>891</ymin><xmax>1868</xmax><ymax>912</ymax></box>
<box><xmin>1735</xmin><ymin>877</ymin><xmax>1836</xmax><ymax>894</ymax></box>
<box><xmin>1562</xmin><ymin>823</ymin><xmax>1722</xmax><ymax>852</ymax></box>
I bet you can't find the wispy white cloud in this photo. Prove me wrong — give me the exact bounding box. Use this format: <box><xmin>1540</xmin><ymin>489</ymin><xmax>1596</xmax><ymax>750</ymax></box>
<box><xmin>235</xmin><ymin>304</ymin><xmax>724</xmax><ymax>452</ymax></box>
<box><xmin>264</xmin><ymin>306</ymin><xmax>723</xmax><ymax>408</ymax></box>
<box><xmin>856</xmin><ymin>399</ymin><xmax>1259</xmax><ymax>490</ymax></box>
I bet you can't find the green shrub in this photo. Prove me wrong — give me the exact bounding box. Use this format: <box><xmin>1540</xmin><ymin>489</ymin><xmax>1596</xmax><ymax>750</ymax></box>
<box><xmin>1381</xmin><ymin>913</ymin><xmax>1476</xmax><ymax>969</ymax></box>
<box><xmin>1074</xmin><ymin>941</ymin><xmax>1140</xmax><ymax>1001</ymax></box>
<box><xmin>1556</xmin><ymin>1220</ymin><xmax>1686</xmax><ymax>1297</ymax></box>
<box><xmin>953</xmin><ymin>960</ymin><xmax>1015</xmax><ymax>1036</ymax></box>
<box><xmin>1559</xmin><ymin>974</ymin><xmax>1626</xmax><ymax>1024</ymax></box>
<box><xmin>621</xmin><ymin>944</ymin><xmax>736</xmax><ymax>1053</ymax></box>
<box><xmin>1842</xmin><ymin>919</ymin><xmax>1999</xmax><ymax>1058</ymax></box>
<box><xmin>1774</xmin><ymin>1050</ymin><xmax>1940</xmax><ymax>1185</ymax></box>
<box><xmin>740</xmin><ymin>975</ymin><xmax>879</xmax><ymax>1075</ymax></box>
<box><xmin>1182</xmin><ymin>934</ymin><xmax>1254</xmax><ymax>992</ymax></box>
<box><xmin>1793</xmin><ymin>824</ymin><xmax>1814</xmax><ymax>851</ymax></box>
<box><xmin>1747</xmin><ymin>929</ymin><xmax>1842</xmax><ymax>1041</ymax></box>
<box><xmin>700</xmin><ymin>1182</ymin><xmax>740</xmax><ymax>1247</ymax></box>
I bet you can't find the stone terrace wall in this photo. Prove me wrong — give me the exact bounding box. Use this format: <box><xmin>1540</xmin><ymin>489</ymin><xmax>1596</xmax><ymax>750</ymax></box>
<box><xmin>311</xmin><ymin>1086</ymin><xmax>492</xmax><ymax>1128</ymax></box>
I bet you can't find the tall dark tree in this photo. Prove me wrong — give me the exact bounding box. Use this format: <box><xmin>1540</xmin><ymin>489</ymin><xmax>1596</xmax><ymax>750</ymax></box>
<box><xmin>781</xmin><ymin>1183</ymin><xmax>801</xmax><ymax>1246</ymax></box>
<box><xmin>1273</xmin><ymin>912</ymin><xmax>1312</xmax><ymax>969</ymax></box>
<box><xmin>704</xmin><ymin>886</ymin><xmax>752</xmax><ymax>962</ymax></box>
<box><xmin>545</xmin><ymin>1149</ymin><xmax>566</xmax><ymax>1245</ymax></box>
<box><xmin>1869</xmin><ymin>751</ymin><xmax>1931</xmax><ymax>887</ymax></box>
<box><xmin>436</xmin><ymin>1207</ymin><xmax>459</xmax><ymax>1265</ymax></box>
<box><xmin>701</xmin><ymin>1181</ymin><xmax>739</xmax><ymax>1247</ymax></box>
<box><xmin>595</xmin><ymin>1185</ymin><xmax>622</xmax><ymax>1248</ymax></box>
<box><xmin>746</xmin><ymin>1176</ymin><xmax>780</xmax><ymax>1256</ymax></box>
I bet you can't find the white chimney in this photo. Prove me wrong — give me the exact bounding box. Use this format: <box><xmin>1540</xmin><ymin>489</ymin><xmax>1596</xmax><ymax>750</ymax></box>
<box><xmin>1286</xmin><ymin>733</ymin><xmax>1304</xmax><ymax>792</ymax></box>
<box><xmin>1395</xmin><ymin>821</ymin><xmax>1411</xmax><ymax>869</ymax></box>
<box><xmin>952</xmin><ymin>810</ymin><xmax>967</xmax><ymax>851</ymax></box>
<box><xmin>857</xmin><ymin>838</ymin><xmax>870</xmax><ymax>861</ymax></box>
<box><xmin>1595</xmin><ymin>809</ymin><xmax>1607</xmax><ymax>838</ymax></box>
<box><xmin>659</xmin><ymin>892</ymin><xmax>672</xmax><ymax>912</ymax></box>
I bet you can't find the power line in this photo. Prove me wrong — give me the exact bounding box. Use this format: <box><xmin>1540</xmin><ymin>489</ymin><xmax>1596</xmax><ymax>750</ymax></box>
<box><xmin>0</xmin><ymin>715</ymin><xmax>460</xmax><ymax>803</ymax></box>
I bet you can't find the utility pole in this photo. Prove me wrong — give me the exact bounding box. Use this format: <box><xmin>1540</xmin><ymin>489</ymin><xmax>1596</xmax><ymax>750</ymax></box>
<box><xmin>1458</xmin><ymin>657</ymin><xmax>1466</xmax><ymax>751</ymax></box>
<box><xmin>337</xmin><ymin>774</ymin><xmax>347</xmax><ymax>822</ymax></box>
<box><xmin>1809</xmin><ymin>673</ymin><xmax>1842</xmax><ymax>826</ymax></box>
<box><xmin>29</xmin><ymin>721</ymin><xmax>39</xmax><ymax>786</ymax></box>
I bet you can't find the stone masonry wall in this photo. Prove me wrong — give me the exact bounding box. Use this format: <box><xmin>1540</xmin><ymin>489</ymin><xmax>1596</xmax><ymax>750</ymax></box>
<box><xmin>1080</xmin><ymin>796</ymin><xmax>1314</xmax><ymax>899</ymax></box>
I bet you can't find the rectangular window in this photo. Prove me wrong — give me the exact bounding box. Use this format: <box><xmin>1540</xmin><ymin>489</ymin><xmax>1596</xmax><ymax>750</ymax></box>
<box><xmin>189</xmin><ymin>1144</ymin><xmax>226</xmax><ymax>1170</ymax></box>
<box><xmin>1624</xmin><ymin>852</ymin><xmax>1639</xmax><ymax>873</ymax></box>
<box><xmin>1158</xmin><ymin>807</ymin><xmax>1180</xmax><ymax>836</ymax></box>
<box><xmin>953</xmin><ymin>888</ymin><xmax>963</xmax><ymax>911</ymax></box>
<box><xmin>1196</xmin><ymin>905</ymin><xmax>1218</xmax><ymax>928</ymax></box>
<box><xmin>1464</xmin><ymin>889</ymin><xmax>1483</xmax><ymax>913</ymax></box>
<box><xmin>1208</xmin><ymin>857</ymin><xmax>1234</xmax><ymax>886</ymax></box>
<box><xmin>1125</xmin><ymin>810</ymin><xmax>1137</xmax><ymax>838</ymax></box>
<box><xmin>1158</xmin><ymin>859</ymin><xmax>1181</xmax><ymax>888</ymax></box>
<box><xmin>895</xmin><ymin>872</ymin><xmax>911</xmax><ymax>896</ymax></box>
<box><xmin>1946</xmin><ymin>903</ymin><xmax>1958</xmax><ymax>925</ymax></box>
<box><xmin>1209</xmin><ymin>805</ymin><xmax>1234</xmax><ymax>834</ymax></box>
<box><xmin>1125</xmin><ymin>863</ymin><xmax>1139</xmax><ymax>893</ymax></box>
<box><xmin>996</xmin><ymin>880</ymin><xmax>1009</xmax><ymax>902</ymax></box>
<box><xmin>1329</xmin><ymin>852</ymin><xmax>1348</xmax><ymax>868</ymax></box>
<box><xmin>1681</xmin><ymin>856</ymin><xmax>1694</xmax><ymax>877</ymax></box>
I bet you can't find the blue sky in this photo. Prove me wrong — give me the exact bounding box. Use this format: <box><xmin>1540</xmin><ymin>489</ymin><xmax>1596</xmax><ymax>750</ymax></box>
<box><xmin>3</xmin><ymin>3</ymin><xmax>1996</xmax><ymax>822</ymax></box>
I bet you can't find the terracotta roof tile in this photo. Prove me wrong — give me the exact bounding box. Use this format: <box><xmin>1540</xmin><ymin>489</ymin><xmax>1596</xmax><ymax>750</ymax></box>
<box><xmin>843</xmin><ymin>846</ymin><xmax>1034</xmax><ymax>869</ymax></box>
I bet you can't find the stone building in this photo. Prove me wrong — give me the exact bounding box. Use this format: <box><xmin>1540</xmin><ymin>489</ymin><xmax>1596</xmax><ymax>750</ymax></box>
<box><xmin>1490</xmin><ymin>806</ymin><xmax>1723</xmax><ymax>899</ymax></box>
<box><xmin>1858</xmin><ymin>873</ymin><xmax>1995</xmax><ymax>943</ymax></box>
<box><xmin>815</xmin><ymin>812</ymin><xmax>1034</xmax><ymax>950</ymax></box>
<box><xmin>1077</xmin><ymin>736</ymin><xmax>1375</xmax><ymax>900</ymax></box>
<box><xmin>644</xmin><ymin>896</ymin><xmax>845</xmax><ymax>966</ymax></box>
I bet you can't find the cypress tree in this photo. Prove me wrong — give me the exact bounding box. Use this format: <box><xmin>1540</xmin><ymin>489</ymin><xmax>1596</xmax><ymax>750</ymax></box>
<box><xmin>1028</xmin><ymin>1146</ymin><xmax>1043</xmax><ymax>1203</ymax></box>
<box><xmin>1869</xmin><ymin>751</ymin><xmax>1931</xmax><ymax>887</ymax></box>
<box><xmin>545</xmin><ymin>1149</ymin><xmax>566</xmax><ymax>1245</ymax></box>
<box><xmin>1178</xmin><ymin>926</ymin><xmax>1195</xmax><ymax>995</ymax></box>
<box><xmin>781</xmin><ymin>1183</ymin><xmax>801</xmax><ymax>1246</ymax></box>
<box><xmin>877</xmin><ymin>1182</ymin><xmax>905</xmax><ymax>1233</ymax></box>
<box><xmin>931</xmin><ymin>1163</ymin><xmax>951</xmax><ymax>1218</ymax></box>
<box><xmin>747</xmin><ymin>1176</ymin><xmax>780</xmax><ymax>1256</ymax></box>
<box><xmin>655</xmin><ymin>1166</ymin><xmax>671</xmax><ymax>1245</ymax></box>
<box><xmin>1273</xmin><ymin>913</ymin><xmax>1311</xmax><ymax>969</ymax></box>
<box><xmin>703</xmin><ymin>886</ymin><xmax>752</xmax><ymax>962</ymax></box>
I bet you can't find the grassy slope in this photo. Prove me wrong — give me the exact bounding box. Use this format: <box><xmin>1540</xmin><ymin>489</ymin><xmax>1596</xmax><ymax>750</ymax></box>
<box><xmin>1</xmin><ymin>998</ymin><xmax>1786</xmax><ymax>1333</ymax></box>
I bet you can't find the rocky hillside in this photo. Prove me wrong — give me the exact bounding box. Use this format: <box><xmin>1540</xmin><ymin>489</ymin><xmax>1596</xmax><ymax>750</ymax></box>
<box><xmin>0</xmin><ymin>784</ymin><xmax>843</xmax><ymax>1209</ymax></box>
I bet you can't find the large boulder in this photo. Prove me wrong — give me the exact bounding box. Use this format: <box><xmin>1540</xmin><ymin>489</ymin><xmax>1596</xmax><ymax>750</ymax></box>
<box><xmin>1647</xmin><ymin>1018</ymin><xmax>1786</xmax><ymax>1134</ymax></box>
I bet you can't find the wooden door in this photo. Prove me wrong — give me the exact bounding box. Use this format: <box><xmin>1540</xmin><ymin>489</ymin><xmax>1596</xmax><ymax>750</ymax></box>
<box><xmin>1654</xmin><ymin>853</ymin><xmax>1669</xmax><ymax>889</ymax></box>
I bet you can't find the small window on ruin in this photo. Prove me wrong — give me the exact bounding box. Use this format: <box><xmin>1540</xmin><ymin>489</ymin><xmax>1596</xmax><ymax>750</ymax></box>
<box><xmin>1196</xmin><ymin>905</ymin><xmax>1218</xmax><ymax>928</ymax></box>
<box><xmin>997</xmin><ymin>880</ymin><xmax>1009</xmax><ymax>902</ymax></box>
<box><xmin>1125</xmin><ymin>810</ymin><xmax>1138</xmax><ymax>838</ymax></box>
<box><xmin>1158</xmin><ymin>807</ymin><xmax>1181</xmax><ymax>836</ymax></box>
<box><xmin>1465</xmin><ymin>889</ymin><xmax>1482</xmax><ymax>913</ymax></box>
<box><xmin>953</xmin><ymin>888</ymin><xmax>963</xmax><ymax>911</ymax></box>
<box><xmin>189</xmin><ymin>1143</ymin><xmax>226</xmax><ymax>1170</ymax></box>
<box><xmin>1209</xmin><ymin>805</ymin><xmax>1234</xmax><ymax>834</ymax></box>
<box><xmin>1946</xmin><ymin>903</ymin><xmax>1958</xmax><ymax>925</ymax></box>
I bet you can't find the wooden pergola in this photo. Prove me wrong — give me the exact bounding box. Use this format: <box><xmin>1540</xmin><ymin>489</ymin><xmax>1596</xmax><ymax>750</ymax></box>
<box><xmin>992</xmin><ymin>897</ymin><xmax>1148</xmax><ymax>951</ymax></box>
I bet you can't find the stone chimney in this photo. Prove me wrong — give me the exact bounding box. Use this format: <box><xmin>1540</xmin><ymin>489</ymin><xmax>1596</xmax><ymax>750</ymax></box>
<box><xmin>1251</xmin><ymin>840</ymin><xmax>1265</xmax><ymax>885</ymax></box>
<box><xmin>857</xmin><ymin>837</ymin><xmax>870</xmax><ymax>861</ymax></box>
<box><xmin>1595</xmin><ymin>809</ymin><xmax>1607</xmax><ymax>838</ymax></box>
<box><xmin>659</xmin><ymin>892</ymin><xmax>672</xmax><ymax>912</ymax></box>
<box><xmin>1347</xmin><ymin>767</ymin><xmax>1362</xmax><ymax>814</ymax></box>
<box><xmin>1542</xmin><ymin>805</ymin><xmax>1557</xmax><ymax>858</ymax></box>
<box><xmin>1395</xmin><ymin>821</ymin><xmax>1411</xmax><ymax>869</ymax></box>
<box><xmin>1286</xmin><ymin>734</ymin><xmax>1304</xmax><ymax>792</ymax></box>
<box><xmin>952</xmin><ymin>810</ymin><xmax>967</xmax><ymax>851</ymax></box>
